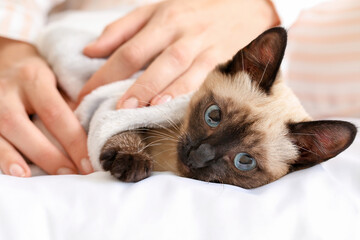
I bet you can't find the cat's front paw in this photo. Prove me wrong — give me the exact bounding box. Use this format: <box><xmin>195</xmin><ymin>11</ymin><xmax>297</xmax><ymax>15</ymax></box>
<box><xmin>100</xmin><ymin>148</ymin><xmax>153</xmax><ymax>182</ymax></box>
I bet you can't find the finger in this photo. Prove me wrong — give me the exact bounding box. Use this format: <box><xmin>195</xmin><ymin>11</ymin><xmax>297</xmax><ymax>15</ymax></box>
<box><xmin>150</xmin><ymin>49</ymin><xmax>220</xmax><ymax>105</ymax></box>
<box><xmin>0</xmin><ymin>136</ymin><xmax>31</xmax><ymax>177</ymax></box>
<box><xmin>83</xmin><ymin>4</ymin><xmax>158</xmax><ymax>58</ymax></box>
<box><xmin>24</xmin><ymin>77</ymin><xmax>93</xmax><ymax>175</ymax></box>
<box><xmin>0</xmin><ymin>107</ymin><xmax>77</xmax><ymax>175</ymax></box>
<box><xmin>78</xmin><ymin>19</ymin><xmax>176</xmax><ymax>103</ymax></box>
<box><xmin>116</xmin><ymin>36</ymin><xmax>205</xmax><ymax>109</ymax></box>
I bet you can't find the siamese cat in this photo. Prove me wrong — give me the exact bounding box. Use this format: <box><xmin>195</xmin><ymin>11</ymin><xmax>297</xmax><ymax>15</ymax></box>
<box><xmin>99</xmin><ymin>27</ymin><xmax>357</xmax><ymax>189</ymax></box>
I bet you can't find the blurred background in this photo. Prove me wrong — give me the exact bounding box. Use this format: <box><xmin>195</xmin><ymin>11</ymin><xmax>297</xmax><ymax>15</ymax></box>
<box><xmin>285</xmin><ymin>0</ymin><xmax>360</xmax><ymax>118</ymax></box>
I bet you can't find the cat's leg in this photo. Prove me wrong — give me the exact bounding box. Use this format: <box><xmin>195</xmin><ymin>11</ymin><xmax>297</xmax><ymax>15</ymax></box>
<box><xmin>100</xmin><ymin>130</ymin><xmax>153</xmax><ymax>182</ymax></box>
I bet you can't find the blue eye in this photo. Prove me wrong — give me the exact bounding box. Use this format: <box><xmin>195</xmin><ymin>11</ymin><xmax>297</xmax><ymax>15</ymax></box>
<box><xmin>204</xmin><ymin>105</ymin><xmax>221</xmax><ymax>127</ymax></box>
<box><xmin>234</xmin><ymin>153</ymin><xmax>257</xmax><ymax>171</ymax></box>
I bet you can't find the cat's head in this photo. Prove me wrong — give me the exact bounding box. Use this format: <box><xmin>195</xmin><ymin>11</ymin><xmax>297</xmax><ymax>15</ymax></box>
<box><xmin>177</xmin><ymin>27</ymin><xmax>357</xmax><ymax>189</ymax></box>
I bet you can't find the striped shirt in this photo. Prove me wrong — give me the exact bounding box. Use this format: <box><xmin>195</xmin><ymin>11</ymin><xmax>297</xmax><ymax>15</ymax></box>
<box><xmin>286</xmin><ymin>0</ymin><xmax>360</xmax><ymax>118</ymax></box>
<box><xmin>0</xmin><ymin>0</ymin><xmax>160</xmax><ymax>43</ymax></box>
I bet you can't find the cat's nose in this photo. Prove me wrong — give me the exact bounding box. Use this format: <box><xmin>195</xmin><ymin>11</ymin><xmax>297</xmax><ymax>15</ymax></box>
<box><xmin>188</xmin><ymin>143</ymin><xmax>215</xmax><ymax>168</ymax></box>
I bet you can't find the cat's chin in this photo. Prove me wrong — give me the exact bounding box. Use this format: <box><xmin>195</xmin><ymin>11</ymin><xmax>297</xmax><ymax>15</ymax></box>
<box><xmin>176</xmin><ymin>160</ymin><xmax>219</xmax><ymax>184</ymax></box>
<box><xmin>176</xmin><ymin>159</ymin><xmax>191</xmax><ymax>177</ymax></box>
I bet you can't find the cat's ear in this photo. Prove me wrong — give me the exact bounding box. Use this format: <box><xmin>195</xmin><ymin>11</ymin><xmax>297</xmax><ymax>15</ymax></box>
<box><xmin>218</xmin><ymin>27</ymin><xmax>287</xmax><ymax>94</ymax></box>
<box><xmin>288</xmin><ymin>120</ymin><xmax>357</xmax><ymax>171</ymax></box>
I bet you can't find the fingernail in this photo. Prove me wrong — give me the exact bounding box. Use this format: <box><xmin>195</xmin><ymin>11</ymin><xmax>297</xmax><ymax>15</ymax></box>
<box><xmin>81</xmin><ymin>158</ymin><xmax>93</xmax><ymax>174</ymax></box>
<box><xmin>122</xmin><ymin>97</ymin><xmax>139</xmax><ymax>109</ymax></box>
<box><xmin>154</xmin><ymin>95</ymin><xmax>172</xmax><ymax>105</ymax></box>
<box><xmin>9</xmin><ymin>164</ymin><xmax>26</xmax><ymax>177</ymax></box>
<box><xmin>57</xmin><ymin>167</ymin><xmax>76</xmax><ymax>175</ymax></box>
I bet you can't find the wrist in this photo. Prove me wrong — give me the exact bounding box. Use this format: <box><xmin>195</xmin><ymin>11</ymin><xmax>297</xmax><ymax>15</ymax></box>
<box><xmin>0</xmin><ymin>37</ymin><xmax>40</xmax><ymax>65</ymax></box>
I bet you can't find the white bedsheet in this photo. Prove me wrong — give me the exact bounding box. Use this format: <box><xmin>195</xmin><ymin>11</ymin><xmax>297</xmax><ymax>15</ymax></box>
<box><xmin>0</xmin><ymin>119</ymin><xmax>359</xmax><ymax>240</ymax></box>
<box><xmin>1</xmin><ymin>8</ymin><xmax>359</xmax><ymax>240</ymax></box>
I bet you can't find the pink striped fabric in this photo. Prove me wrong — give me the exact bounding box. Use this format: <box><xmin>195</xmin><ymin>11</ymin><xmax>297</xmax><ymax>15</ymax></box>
<box><xmin>0</xmin><ymin>0</ymin><xmax>159</xmax><ymax>43</ymax></box>
<box><xmin>0</xmin><ymin>0</ymin><xmax>61</xmax><ymax>43</ymax></box>
<box><xmin>286</xmin><ymin>0</ymin><xmax>360</xmax><ymax>118</ymax></box>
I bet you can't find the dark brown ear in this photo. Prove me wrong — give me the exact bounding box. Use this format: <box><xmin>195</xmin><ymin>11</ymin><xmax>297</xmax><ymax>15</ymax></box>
<box><xmin>288</xmin><ymin>120</ymin><xmax>357</xmax><ymax>172</ymax></box>
<box><xmin>218</xmin><ymin>27</ymin><xmax>287</xmax><ymax>94</ymax></box>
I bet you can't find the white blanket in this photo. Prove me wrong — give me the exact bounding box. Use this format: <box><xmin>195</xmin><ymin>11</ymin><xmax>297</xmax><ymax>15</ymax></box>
<box><xmin>1</xmin><ymin>126</ymin><xmax>359</xmax><ymax>239</ymax></box>
<box><xmin>0</xmin><ymin>10</ymin><xmax>359</xmax><ymax>240</ymax></box>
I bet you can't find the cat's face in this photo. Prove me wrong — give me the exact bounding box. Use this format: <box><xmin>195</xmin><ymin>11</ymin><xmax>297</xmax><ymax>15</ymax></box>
<box><xmin>177</xmin><ymin>27</ymin><xmax>357</xmax><ymax>189</ymax></box>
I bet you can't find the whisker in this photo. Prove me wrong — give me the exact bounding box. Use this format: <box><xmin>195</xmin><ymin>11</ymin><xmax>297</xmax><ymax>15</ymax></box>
<box><xmin>147</xmin><ymin>128</ymin><xmax>179</xmax><ymax>140</ymax></box>
<box><xmin>142</xmin><ymin>137</ymin><xmax>179</xmax><ymax>146</ymax></box>
<box><xmin>248</xmin><ymin>52</ymin><xmax>260</xmax><ymax>64</ymax></box>
<box><xmin>130</xmin><ymin>128</ymin><xmax>177</xmax><ymax>140</ymax></box>
<box><xmin>241</xmin><ymin>50</ymin><xmax>244</xmax><ymax>72</ymax></box>
<box><xmin>142</xmin><ymin>130</ymin><xmax>177</xmax><ymax>140</ymax></box>
<box><xmin>151</xmin><ymin>149</ymin><xmax>177</xmax><ymax>158</ymax></box>
<box><xmin>153</xmin><ymin>158</ymin><xmax>178</xmax><ymax>173</ymax></box>
<box><xmin>151</xmin><ymin>104</ymin><xmax>182</xmax><ymax>132</ymax></box>
<box><xmin>292</xmin><ymin>133</ymin><xmax>317</xmax><ymax>136</ymax></box>
<box><xmin>297</xmin><ymin>146</ymin><xmax>319</xmax><ymax>156</ymax></box>
<box><xmin>127</xmin><ymin>100</ymin><xmax>181</xmax><ymax>135</ymax></box>
<box><xmin>138</xmin><ymin>141</ymin><xmax>163</xmax><ymax>153</ymax></box>
<box><xmin>130</xmin><ymin>120</ymin><xmax>178</xmax><ymax>138</ymax></box>
<box><xmin>141</xmin><ymin>136</ymin><xmax>178</xmax><ymax>149</ymax></box>
<box><xmin>122</xmin><ymin>86</ymin><xmax>183</xmax><ymax>132</ymax></box>
<box><xmin>258</xmin><ymin>58</ymin><xmax>271</xmax><ymax>89</ymax></box>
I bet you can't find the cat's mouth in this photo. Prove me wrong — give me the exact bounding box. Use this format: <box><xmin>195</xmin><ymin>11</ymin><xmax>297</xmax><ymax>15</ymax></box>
<box><xmin>209</xmin><ymin>179</ymin><xmax>221</xmax><ymax>184</ymax></box>
<box><xmin>179</xmin><ymin>153</ymin><xmax>219</xmax><ymax>171</ymax></box>
<box><xmin>177</xmin><ymin>137</ymin><xmax>218</xmax><ymax>169</ymax></box>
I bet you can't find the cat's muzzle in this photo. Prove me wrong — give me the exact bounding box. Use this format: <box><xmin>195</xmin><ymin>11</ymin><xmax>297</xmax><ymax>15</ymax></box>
<box><xmin>182</xmin><ymin>143</ymin><xmax>216</xmax><ymax>169</ymax></box>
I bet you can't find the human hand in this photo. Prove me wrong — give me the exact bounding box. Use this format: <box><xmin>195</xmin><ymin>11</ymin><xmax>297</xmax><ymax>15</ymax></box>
<box><xmin>79</xmin><ymin>0</ymin><xmax>279</xmax><ymax>108</ymax></box>
<box><xmin>0</xmin><ymin>37</ymin><xmax>93</xmax><ymax>177</ymax></box>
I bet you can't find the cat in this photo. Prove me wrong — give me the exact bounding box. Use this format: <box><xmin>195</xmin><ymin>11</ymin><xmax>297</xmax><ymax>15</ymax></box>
<box><xmin>99</xmin><ymin>27</ymin><xmax>357</xmax><ymax>189</ymax></box>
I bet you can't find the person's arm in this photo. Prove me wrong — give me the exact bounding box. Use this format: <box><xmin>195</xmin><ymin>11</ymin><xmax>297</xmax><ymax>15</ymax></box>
<box><xmin>0</xmin><ymin>0</ymin><xmax>93</xmax><ymax>176</ymax></box>
<box><xmin>0</xmin><ymin>38</ymin><xmax>93</xmax><ymax>177</ymax></box>
<box><xmin>78</xmin><ymin>0</ymin><xmax>280</xmax><ymax>108</ymax></box>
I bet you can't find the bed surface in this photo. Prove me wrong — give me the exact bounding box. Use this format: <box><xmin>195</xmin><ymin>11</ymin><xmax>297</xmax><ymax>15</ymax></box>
<box><xmin>1</xmin><ymin>5</ymin><xmax>360</xmax><ymax>239</ymax></box>
<box><xmin>1</xmin><ymin>119</ymin><xmax>359</xmax><ymax>240</ymax></box>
